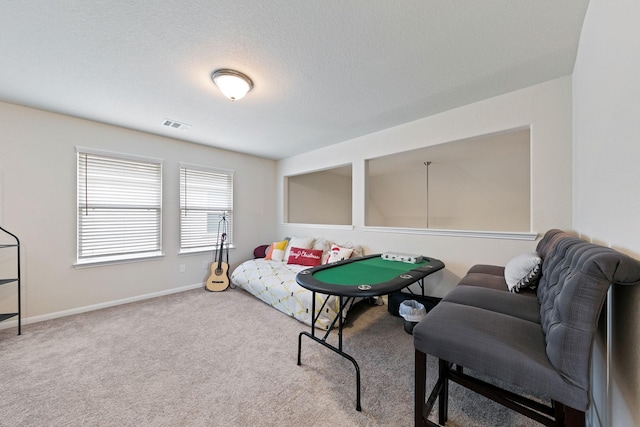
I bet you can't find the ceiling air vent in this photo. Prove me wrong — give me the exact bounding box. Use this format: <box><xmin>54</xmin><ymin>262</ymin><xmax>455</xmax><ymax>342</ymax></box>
<box><xmin>162</xmin><ymin>119</ymin><xmax>191</xmax><ymax>131</ymax></box>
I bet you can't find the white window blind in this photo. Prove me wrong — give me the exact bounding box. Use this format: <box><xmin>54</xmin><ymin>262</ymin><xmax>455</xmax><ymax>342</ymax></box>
<box><xmin>180</xmin><ymin>165</ymin><xmax>233</xmax><ymax>251</ymax></box>
<box><xmin>77</xmin><ymin>149</ymin><xmax>162</xmax><ymax>263</ymax></box>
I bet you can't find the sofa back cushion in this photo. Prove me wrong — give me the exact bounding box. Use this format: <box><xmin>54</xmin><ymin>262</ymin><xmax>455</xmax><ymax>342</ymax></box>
<box><xmin>534</xmin><ymin>230</ymin><xmax>640</xmax><ymax>392</ymax></box>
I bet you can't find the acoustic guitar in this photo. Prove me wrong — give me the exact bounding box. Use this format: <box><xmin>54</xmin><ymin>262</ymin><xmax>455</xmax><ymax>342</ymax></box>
<box><xmin>206</xmin><ymin>232</ymin><xmax>230</xmax><ymax>291</ymax></box>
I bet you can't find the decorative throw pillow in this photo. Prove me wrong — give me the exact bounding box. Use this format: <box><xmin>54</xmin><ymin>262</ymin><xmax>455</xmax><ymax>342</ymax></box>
<box><xmin>283</xmin><ymin>236</ymin><xmax>314</xmax><ymax>261</ymax></box>
<box><xmin>505</xmin><ymin>252</ymin><xmax>543</xmax><ymax>292</ymax></box>
<box><xmin>336</xmin><ymin>241</ymin><xmax>364</xmax><ymax>259</ymax></box>
<box><xmin>253</xmin><ymin>244</ymin><xmax>270</xmax><ymax>258</ymax></box>
<box><xmin>265</xmin><ymin>240</ymin><xmax>288</xmax><ymax>262</ymax></box>
<box><xmin>325</xmin><ymin>244</ymin><xmax>354</xmax><ymax>264</ymax></box>
<box><xmin>287</xmin><ymin>247</ymin><xmax>323</xmax><ymax>267</ymax></box>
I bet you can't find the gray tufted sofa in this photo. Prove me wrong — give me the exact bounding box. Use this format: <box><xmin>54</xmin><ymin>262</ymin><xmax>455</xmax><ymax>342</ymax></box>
<box><xmin>414</xmin><ymin>229</ymin><xmax>640</xmax><ymax>427</ymax></box>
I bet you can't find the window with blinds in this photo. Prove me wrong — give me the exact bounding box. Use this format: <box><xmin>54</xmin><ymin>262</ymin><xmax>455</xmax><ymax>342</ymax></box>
<box><xmin>180</xmin><ymin>164</ymin><xmax>233</xmax><ymax>252</ymax></box>
<box><xmin>77</xmin><ymin>148</ymin><xmax>163</xmax><ymax>264</ymax></box>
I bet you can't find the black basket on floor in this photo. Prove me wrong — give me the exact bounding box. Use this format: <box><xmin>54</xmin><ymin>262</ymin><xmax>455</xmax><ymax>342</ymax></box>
<box><xmin>387</xmin><ymin>291</ymin><xmax>440</xmax><ymax>318</ymax></box>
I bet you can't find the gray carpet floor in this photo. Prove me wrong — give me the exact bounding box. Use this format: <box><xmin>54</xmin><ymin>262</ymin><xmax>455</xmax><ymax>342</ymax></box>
<box><xmin>0</xmin><ymin>288</ymin><xmax>540</xmax><ymax>426</ymax></box>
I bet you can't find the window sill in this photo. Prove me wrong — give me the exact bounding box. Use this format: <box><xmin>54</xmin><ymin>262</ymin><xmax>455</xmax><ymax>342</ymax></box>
<box><xmin>179</xmin><ymin>246</ymin><xmax>235</xmax><ymax>256</ymax></box>
<box><xmin>363</xmin><ymin>226</ymin><xmax>538</xmax><ymax>241</ymax></box>
<box><xmin>282</xmin><ymin>223</ymin><xmax>355</xmax><ymax>231</ymax></box>
<box><xmin>74</xmin><ymin>252</ymin><xmax>165</xmax><ymax>268</ymax></box>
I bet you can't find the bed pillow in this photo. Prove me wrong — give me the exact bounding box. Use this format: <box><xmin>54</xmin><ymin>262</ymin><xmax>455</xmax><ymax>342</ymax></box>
<box><xmin>312</xmin><ymin>238</ymin><xmax>330</xmax><ymax>253</ymax></box>
<box><xmin>287</xmin><ymin>247</ymin><xmax>323</xmax><ymax>267</ymax></box>
<box><xmin>265</xmin><ymin>240</ymin><xmax>288</xmax><ymax>262</ymax></box>
<box><xmin>312</xmin><ymin>238</ymin><xmax>331</xmax><ymax>264</ymax></box>
<box><xmin>505</xmin><ymin>252</ymin><xmax>543</xmax><ymax>292</ymax></box>
<box><xmin>283</xmin><ymin>236</ymin><xmax>314</xmax><ymax>261</ymax></box>
<box><xmin>325</xmin><ymin>244</ymin><xmax>354</xmax><ymax>264</ymax></box>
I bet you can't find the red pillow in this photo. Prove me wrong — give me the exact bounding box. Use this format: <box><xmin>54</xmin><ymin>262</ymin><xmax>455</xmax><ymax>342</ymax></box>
<box><xmin>287</xmin><ymin>247</ymin><xmax>323</xmax><ymax>267</ymax></box>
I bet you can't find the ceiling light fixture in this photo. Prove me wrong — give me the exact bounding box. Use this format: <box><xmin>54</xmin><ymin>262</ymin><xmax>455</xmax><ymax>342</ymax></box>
<box><xmin>211</xmin><ymin>69</ymin><xmax>254</xmax><ymax>101</ymax></box>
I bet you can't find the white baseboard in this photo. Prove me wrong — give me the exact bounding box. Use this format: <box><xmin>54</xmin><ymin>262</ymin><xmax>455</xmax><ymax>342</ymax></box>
<box><xmin>0</xmin><ymin>282</ymin><xmax>204</xmax><ymax>331</ymax></box>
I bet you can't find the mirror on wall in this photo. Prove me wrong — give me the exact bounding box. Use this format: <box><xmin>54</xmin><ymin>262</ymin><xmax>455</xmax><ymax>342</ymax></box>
<box><xmin>365</xmin><ymin>128</ymin><xmax>531</xmax><ymax>231</ymax></box>
<box><xmin>285</xmin><ymin>164</ymin><xmax>352</xmax><ymax>225</ymax></box>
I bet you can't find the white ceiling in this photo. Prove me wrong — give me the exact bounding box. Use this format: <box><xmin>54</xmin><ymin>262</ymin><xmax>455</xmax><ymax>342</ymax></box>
<box><xmin>0</xmin><ymin>1</ymin><xmax>589</xmax><ymax>160</ymax></box>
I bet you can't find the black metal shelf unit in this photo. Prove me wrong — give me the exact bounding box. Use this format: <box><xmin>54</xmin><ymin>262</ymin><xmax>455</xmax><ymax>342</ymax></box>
<box><xmin>0</xmin><ymin>226</ymin><xmax>21</xmax><ymax>335</ymax></box>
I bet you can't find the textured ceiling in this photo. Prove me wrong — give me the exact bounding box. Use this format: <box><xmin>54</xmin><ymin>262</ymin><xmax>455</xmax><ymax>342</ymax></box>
<box><xmin>0</xmin><ymin>1</ymin><xmax>589</xmax><ymax>160</ymax></box>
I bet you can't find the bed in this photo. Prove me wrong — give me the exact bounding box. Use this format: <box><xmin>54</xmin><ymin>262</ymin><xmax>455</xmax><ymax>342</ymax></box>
<box><xmin>230</xmin><ymin>237</ymin><xmax>364</xmax><ymax>329</ymax></box>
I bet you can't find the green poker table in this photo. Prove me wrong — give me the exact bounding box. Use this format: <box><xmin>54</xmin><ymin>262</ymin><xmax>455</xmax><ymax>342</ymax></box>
<box><xmin>296</xmin><ymin>253</ymin><xmax>445</xmax><ymax>297</ymax></box>
<box><xmin>296</xmin><ymin>253</ymin><xmax>445</xmax><ymax>411</ymax></box>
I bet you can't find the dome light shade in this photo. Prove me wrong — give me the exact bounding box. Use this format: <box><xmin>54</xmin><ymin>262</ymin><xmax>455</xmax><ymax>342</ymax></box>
<box><xmin>211</xmin><ymin>69</ymin><xmax>253</xmax><ymax>101</ymax></box>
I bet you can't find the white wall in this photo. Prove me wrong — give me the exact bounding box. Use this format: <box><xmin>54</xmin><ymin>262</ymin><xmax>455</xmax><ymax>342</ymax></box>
<box><xmin>573</xmin><ymin>0</ymin><xmax>640</xmax><ymax>425</ymax></box>
<box><xmin>0</xmin><ymin>101</ymin><xmax>276</xmax><ymax>322</ymax></box>
<box><xmin>277</xmin><ymin>76</ymin><xmax>573</xmax><ymax>296</ymax></box>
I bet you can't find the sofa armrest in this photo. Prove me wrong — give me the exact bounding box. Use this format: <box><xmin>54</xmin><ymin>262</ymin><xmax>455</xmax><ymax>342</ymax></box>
<box><xmin>459</xmin><ymin>263</ymin><xmax>536</xmax><ymax>295</ymax></box>
<box><xmin>458</xmin><ymin>264</ymin><xmax>508</xmax><ymax>292</ymax></box>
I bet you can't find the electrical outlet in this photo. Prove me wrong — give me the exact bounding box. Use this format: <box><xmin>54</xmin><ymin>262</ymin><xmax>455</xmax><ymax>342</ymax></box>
<box><xmin>179</xmin><ymin>264</ymin><xmax>186</xmax><ymax>273</ymax></box>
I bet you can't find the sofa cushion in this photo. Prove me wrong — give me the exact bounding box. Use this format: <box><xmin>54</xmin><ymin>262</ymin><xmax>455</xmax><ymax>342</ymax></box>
<box><xmin>413</xmin><ymin>301</ymin><xmax>586</xmax><ymax>410</ymax></box>
<box><xmin>443</xmin><ymin>285</ymin><xmax>541</xmax><ymax>324</ymax></box>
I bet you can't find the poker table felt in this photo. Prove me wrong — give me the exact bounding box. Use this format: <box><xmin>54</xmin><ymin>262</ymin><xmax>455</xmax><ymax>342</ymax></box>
<box><xmin>296</xmin><ymin>254</ymin><xmax>445</xmax><ymax>297</ymax></box>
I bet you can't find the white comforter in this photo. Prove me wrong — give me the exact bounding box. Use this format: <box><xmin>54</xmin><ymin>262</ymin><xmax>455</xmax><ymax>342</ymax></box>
<box><xmin>231</xmin><ymin>258</ymin><xmax>351</xmax><ymax>329</ymax></box>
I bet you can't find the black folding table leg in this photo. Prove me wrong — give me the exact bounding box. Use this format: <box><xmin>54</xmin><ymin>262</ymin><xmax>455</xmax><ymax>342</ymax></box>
<box><xmin>297</xmin><ymin>292</ymin><xmax>362</xmax><ymax>411</ymax></box>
